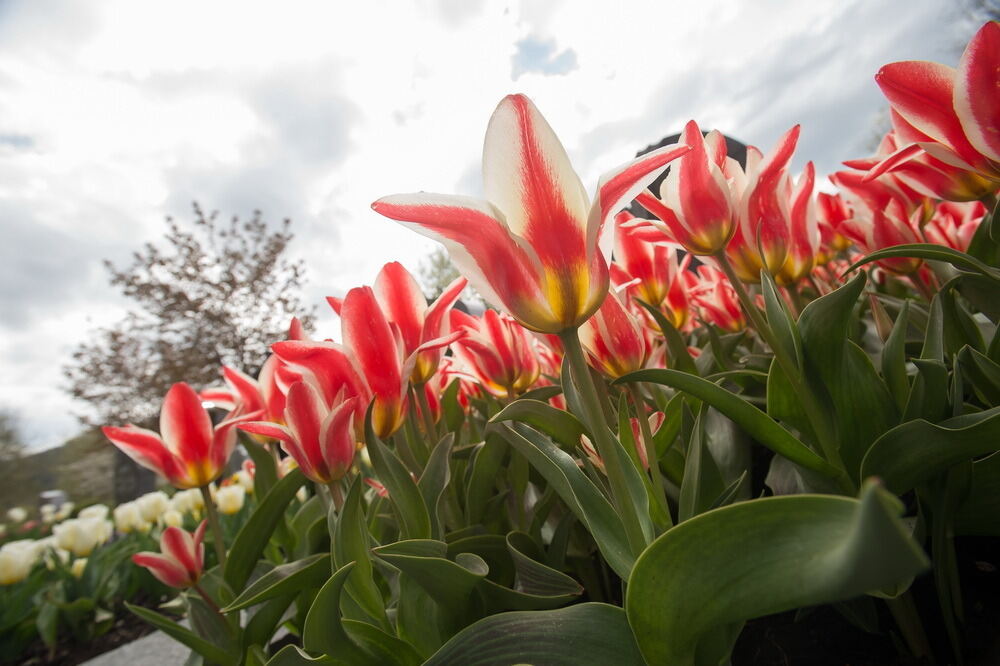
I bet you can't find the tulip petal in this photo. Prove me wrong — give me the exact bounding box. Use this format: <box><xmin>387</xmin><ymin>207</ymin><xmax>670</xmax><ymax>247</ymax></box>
<box><xmin>102</xmin><ymin>426</ymin><xmax>187</xmax><ymax>486</ymax></box>
<box><xmin>284</xmin><ymin>381</ymin><xmax>329</xmax><ymax>477</ymax></box>
<box><xmin>132</xmin><ymin>552</ymin><xmax>190</xmax><ymax>588</ymax></box>
<box><xmin>238</xmin><ymin>421</ymin><xmax>295</xmax><ymax>446</ymax></box>
<box><xmin>955</xmin><ymin>21</ymin><xmax>1000</xmax><ymax>163</ymax></box>
<box><xmin>372</xmin><ymin>193</ymin><xmax>553</xmax><ymax>327</ymax></box>
<box><xmin>272</xmin><ymin>341</ymin><xmax>370</xmax><ymax>408</ymax></box>
<box><xmin>222</xmin><ymin>366</ymin><xmax>265</xmax><ymax>413</ymax></box>
<box><xmin>160</xmin><ymin>526</ymin><xmax>200</xmax><ymax>578</ymax></box>
<box><xmin>422</xmin><ymin>275</ymin><xmax>468</xmax><ymax>342</ymax></box>
<box><xmin>374</xmin><ymin>262</ymin><xmax>427</xmax><ymax>356</ymax></box>
<box><xmin>160</xmin><ymin>383</ymin><xmax>213</xmax><ymax>464</ymax></box>
<box><xmin>876</xmin><ymin>61</ymin><xmax>985</xmax><ymax>168</ymax></box>
<box><xmin>861</xmin><ymin>143</ymin><xmax>923</xmax><ymax>182</ymax></box>
<box><xmin>482</xmin><ymin>94</ymin><xmax>591</xmax><ymax>268</ymax></box>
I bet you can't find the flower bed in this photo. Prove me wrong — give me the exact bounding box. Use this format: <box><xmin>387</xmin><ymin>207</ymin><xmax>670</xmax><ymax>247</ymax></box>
<box><xmin>7</xmin><ymin>20</ymin><xmax>1000</xmax><ymax>666</ymax></box>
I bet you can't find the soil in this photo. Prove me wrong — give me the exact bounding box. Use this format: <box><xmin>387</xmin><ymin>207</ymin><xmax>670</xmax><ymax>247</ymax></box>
<box><xmin>17</xmin><ymin>605</ymin><xmax>158</xmax><ymax>666</ymax></box>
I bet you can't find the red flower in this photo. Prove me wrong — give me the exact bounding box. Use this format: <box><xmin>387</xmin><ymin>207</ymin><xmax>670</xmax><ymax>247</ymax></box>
<box><xmin>240</xmin><ymin>381</ymin><xmax>357</xmax><ymax>484</ymax></box>
<box><xmin>873</xmin><ymin>22</ymin><xmax>1000</xmax><ymax>187</ymax></box>
<box><xmin>132</xmin><ymin>521</ymin><xmax>206</xmax><ymax>589</ymax></box>
<box><xmin>103</xmin><ymin>383</ymin><xmax>260</xmax><ymax>489</ymax></box>
<box><xmin>372</xmin><ymin>94</ymin><xmax>689</xmax><ymax>333</ymax></box>
<box><xmin>449</xmin><ymin>309</ymin><xmax>541</xmax><ymax>399</ymax></box>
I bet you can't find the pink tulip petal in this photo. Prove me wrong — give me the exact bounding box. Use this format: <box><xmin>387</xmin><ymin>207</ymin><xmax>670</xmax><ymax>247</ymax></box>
<box><xmin>102</xmin><ymin>426</ymin><xmax>188</xmax><ymax>486</ymax></box>
<box><xmin>955</xmin><ymin>21</ymin><xmax>1000</xmax><ymax>163</ymax></box>
<box><xmin>374</xmin><ymin>262</ymin><xmax>427</xmax><ymax>357</ymax></box>
<box><xmin>160</xmin><ymin>383</ymin><xmax>214</xmax><ymax>465</ymax></box>
<box><xmin>133</xmin><ymin>552</ymin><xmax>191</xmax><ymax>588</ymax></box>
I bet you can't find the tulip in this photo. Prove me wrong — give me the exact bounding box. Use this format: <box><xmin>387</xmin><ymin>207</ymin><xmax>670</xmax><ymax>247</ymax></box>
<box><xmin>215</xmin><ymin>485</ymin><xmax>246</xmax><ymax>515</ymax></box>
<box><xmin>78</xmin><ymin>504</ymin><xmax>110</xmax><ymax>521</ymax></box>
<box><xmin>578</xmin><ymin>290</ymin><xmax>649</xmax><ymax>379</ymax></box>
<box><xmin>725</xmin><ymin>126</ymin><xmax>801</xmax><ymax>282</ymax></box>
<box><xmin>373</xmin><ymin>94</ymin><xmax>690</xmax><ymax>334</ymax></box>
<box><xmin>873</xmin><ymin>22</ymin><xmax>1000</xmax><ymax>186</ymax></box>
<box><xmin>0</xmin><ymin>541</ymin><xmax>37</xmax><ymax>585</ymax></box>
<box><xmin>137</xmin><ymin>491</ymin><xmax>170</xmax><ymax>524</ymax></box>
<box><xmin>449</xmin><ymin>309</ymin><xmax>541</xmax><ymax>399</ymax></box>
<box><xmin>685</xmin><ymin>265</ymin><xmax>746</xmax><ymax>333</ymax></box>
<box><xmin>923</xmin><ymin>201</ymin><xmax>986</xmax><ymax>251</ymax></box>
<box><xmin>352</xmin><ymin>262</ymin><xmax>467</xmax><ymax>385</ymax></box>
<box><xmin>6</xmin><ymin>507</ymin><xmax>26</xmax><ymax>523</ymax></box>
<box><xmin>114</xmin><ymin>502</ymin><xmax>148</xmax><ymax>534</ymax></box>
<box><xmin>775</xmin><ymin>162</ymin><xmax>819</xmax><ymax>286</ymax></box>
<box><xmin>815</xmin><ymin>192</ymin><xmax>854</xmax><ymax>262</ymax></box>
<box><xmin>162</xmin><ymin>509</ymin><xmax>184</xmax><ymax>528</ymax></box>
<box><xmin>611</xmin><ymin>213</ymin><xmax>691</xmax><ymax>329</ymax></box>
<box><xmin>634</xmin><ymin>120</ymin><xmax>737</xmax><ymax>255</ymax></box>
<box><xmin>132</xmin><ymin>521</ymin><xmax>207</xmax><ymax>589</ymax></box>
<box><xmin>53</xmin><ymin>517</ymin><xmax>113</xmax><ymax>557</ymax></box>
<box><xmin>103</xmin><ymin>382</ymin><xmax>261</xmax><ymax>490</ymax></box>
<box><xmin>239</xmin><ymin>381</ymin><xmax>358</xmax><ymax>485</ymax></box>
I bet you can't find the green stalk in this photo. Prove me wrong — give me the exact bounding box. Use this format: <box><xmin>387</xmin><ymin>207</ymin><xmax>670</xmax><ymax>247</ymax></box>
<box><xmin>628</xmin><ymin>383</ymin><xmax>672</xmax><ymax>530</ymax></box>
<box><xmin>714</xmin><ymin>253</ymin><xmax>853</xmax><ymax>494</ymax></box>
<box><xmin>559</xmin><ymin>328</ymin><xmax>648</xmax><ymax>556</ymax></box>
<box><xmin>885</xmin><ymin>591</ymin><xmax>933</xmax><ymax>660</ymax></box>
<box><xmin>413</xmin><ymin>383</ymin><xmax>440</xmax><ymax>442</ymax></box>
<box><xmin>199</xmin><ymin>484</ymin><xmax>227</xmax><ymax>569</ymax></box>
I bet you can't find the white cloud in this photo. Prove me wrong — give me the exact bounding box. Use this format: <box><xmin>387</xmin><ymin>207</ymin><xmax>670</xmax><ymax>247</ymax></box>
<box><xmin>0</xmin><ymin>0</ymin><xmax>977</xmax><ymax>448</ymax></box>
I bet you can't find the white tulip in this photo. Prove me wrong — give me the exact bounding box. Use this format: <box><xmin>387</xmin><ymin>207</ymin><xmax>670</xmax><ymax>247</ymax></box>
<box><xmin>79</xmin><ymin>504</ymin><xmax>110</xmax><ymax>521</ymax></box>
<box><xmin>114</xmin><ymin>502</ymin><xmax>147</xmax><ymax>534</ymax></box>
<box><xmin>162</xmin><ymin>509</ymin><xmax>183</xmax><ymax>528</ymax></box>
<box><xmin>215</xmin><ymin>485</ymin><xmax>246</xmax><ymax>515</ymax></box>
<box><xmin>137</xmin><ymin>491</ymin><xmax>170</xmax><ymax>523</ymax></box>
<box><xmin>54</xmin><ymin>502</ymin><xmax>75</xmax><ymax>521</ymax></box>
<box><xmin>6</xmin><ymin>507</ymin><xmax>27</xmax><ymax>523</ymax></box>
<box><xmin>71</xmin><ymin>558</ymin><xmax>87</xmax><ymax>579</ymax></box>
<box><xmin>0</xmin><ymin>545</ymin><xmax>34</xmax><ymax>585</ymax></box>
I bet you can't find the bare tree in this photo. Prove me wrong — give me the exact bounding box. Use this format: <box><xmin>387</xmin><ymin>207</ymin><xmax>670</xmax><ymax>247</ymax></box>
<box><xmin>64</xmin><ymin>203</ymin><xmax>315</xmax><ymax>427</ymax></box>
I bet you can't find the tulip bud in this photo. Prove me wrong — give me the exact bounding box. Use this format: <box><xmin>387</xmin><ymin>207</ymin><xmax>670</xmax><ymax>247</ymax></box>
<box><xmin>137</xmin><ymin>491</ymin><xmax>170</xmax><ymax>524</ymax></box>
<box><xmin>79</xmin><ymin>504</ymin><xmax>110</xmax><ymax>521</ymax></box>
<box><xmin>0</xmin><ymin>542</ymin><xmax>36</xmax><ymax>585</ymax></box>
<box><xmin>71</xmin><ymin>558</ymin><xmax>87</xmax><ymax>579</ymax></box>
<box><xmin>6</xmin><ymin>507</ymin><xmax>27</xmax><ymax>523</ymax></box>
<box><xmin>132</xmin><ymin>522</ymin><xmax>207</xmax><ymax>589</ymax></box>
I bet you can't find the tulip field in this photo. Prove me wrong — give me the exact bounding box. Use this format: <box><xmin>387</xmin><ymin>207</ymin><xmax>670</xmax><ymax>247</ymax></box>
<box><xmin>5</xmin><ymin>19</ymin><xmax>1000</xmax><ymax>666</ymax></box>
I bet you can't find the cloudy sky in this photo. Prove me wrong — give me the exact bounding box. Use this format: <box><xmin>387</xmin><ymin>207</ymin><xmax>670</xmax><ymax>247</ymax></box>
<box><xmin>0</xmin><ymin>0</ymin><xmax>984</xmax><ymax>448</ymax></box>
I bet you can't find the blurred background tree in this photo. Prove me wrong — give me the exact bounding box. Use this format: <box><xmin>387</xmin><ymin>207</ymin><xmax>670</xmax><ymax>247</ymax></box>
<box><xmin>419</xmin><ymin>245</ymin><xmax>483</xmax><ymax>310</ymax></box>
<box><xmin>64</xmin><ymin>203</ymin><xmax>315</xmax><ymax>429</ymax></box>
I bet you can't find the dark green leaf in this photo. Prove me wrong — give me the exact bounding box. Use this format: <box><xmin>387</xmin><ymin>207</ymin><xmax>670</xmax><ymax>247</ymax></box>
<box><xmin>225</xmin><ymin>554</ymin><xmax>329</xmax><ymax>612</ymax></box>
<box><xmin>243</xmin><ymin>436</ymin><xmax>279</xmax><ymax>498</ymax></box>
<box><xmin>464</xmin><ymin>434</ymin><xmax>507</xmax><ymax>525</ymax></box>
<box><xmin>224</xmin><ymin>469</ymin><xmax>306</xmax><ymax>591</ymax></box>
<box><xmin>365</xmin><ymin>403</ymin><xmax>431</xmax><ymax>540</ymax></box>
<box><xmin>616</xmin><ymin>369</ymin><xmax>840</xmax><ymax>479</ymax></box>
<box><xmin>636</xmin><ymin>298</ymin><xmax>698</xmax><ymax>374</ymax></box>
<box><xmin>490</xmin><ymin>399</ymin><xmax>587</xmax><ymax>449</ymax></box>
<box><xmin>678</xmin><ymin>406</ymin><xmax>726</xmax><ymax>522</ymax></box>
<box><xmin>303</xmin><ymin>562</ymin><xmax>376</xmax><ymax>664</ymax></box>
<box><xmin>418</xmin><ymin>433</ymin><xmax>455</xmax><ymax>539</ymax></box>
<box><xmin>846</xmin><ymin>244</ymin><xmax>1000</xmax><ymax>281</ymax></box>
<box><xmin>861</xmin><ymin>407</ymin><xmax>1000</xmax><ymax>494</ymax></box>
<box><xmin>882</xmin><ymin>300</ymin><xmax>911</xmax><ymax>413</ymax></box>
<box><xmin>626</xmin><ymin>483</ymin><xmax>929</xmax><ymax>665</ymax></box>
<box><xmin>127</xmin><ymin>603</ymin><xmax>237</xmax><ymax>665</ymax></box>
<box><xmin>491</xmin><ymin>423</ymin><xmax>634</xmax><ymax>579</ymax></box>
<box><xmin>334</xmin><ymin>476</ymin><xmax>388</xmax><ymax>629</ymax></box>
<box><xmin>423</xmin><ymin>603</ymin><xmax>644</xmax><ymax>666</ymax></box>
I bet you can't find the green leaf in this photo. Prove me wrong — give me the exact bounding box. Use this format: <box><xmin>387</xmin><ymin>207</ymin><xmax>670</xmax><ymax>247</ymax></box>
<box><xmin>243</xmin><ymin>595</ymin><xmax>296</xmax><ymax>657</ymax></box>
<box><xmin>847</xmin><ymin>243</ymin><xmax>1000</xmax><ymax>282</ymax></box>
<box><xmin>958</xmin><ymin>345</ymin><xmax>1000</xmax><ymax>405</ymax></box>
<box><xmin>490</xmin><ymin>422</ymin><xmax>635</xmax><ymax>579</ymax></box>
<box><xmin>418</xmin><ymin>433</ymin><xmax>455</xmax><ymax>539</ymax></box>
<box><xmin>332</xmin><ymin>477</ymin><xmax>387</xmax><ymax>631</ymax></box>
<box><xmin>761</xmin><ymin>269</ymin><xmax>803</xmax><ymax>370</ymax></box>
<box><xmin>365</xmin><ymin>404</ymin><xmax>432</xmax><ymax>540</ymax></box>
<box><xmin>224</xmin><ymin>468</ymin><xmax>306</xmax><ymax>591</ymax></box>
<box><xmin>464</xmin><ymin>434</ymin><xmax>507</xmax><ymax>525</ymax></box>
<box><xmin>678</xmin><ymin>406</ymin><xmax>726</xmax><ymax>522</ymax></box>
<box><xmin>35</xmin><ymin>602</ymin><xmax>58</xmax><ymax>649</ymax></box>
<box><xmin>303</xmin><ymin>562</ymin><xmax>377</xmax><ymax>664</ymax></box>
<box><xmin>342</xmin><ymin>620</ymin><xmax>423</xmax><ymax>666</ymax></box>
<box><xmin>224</xmin><ymin>553</ymin><xmax>329</xmax><ymax>612</ymax></box>
<box><xmin>371</xmin><ymin>540</ymin><xmax>486</xmax><ymax>625</ymax></box>
<box><xmin>882</xmin><ymin>300</ymin><xmax>911</xmax><ymax>413</ymax></box>
<box><xmin>955</xmin><ymin>452</ymin><xmax>1000</xmax><ymax>536</ymax></box>
<box><xmin>625</xmin><ymin>483</ymin><xmax>929</xmax><ymax>665</ymax></box>
<box><xmin>441</xmin><ymin>380</ymin><xmax>465</xmax><ymax>433</ymax></box>
<box><xmin>505</xmin><ymin>532</ymin><xmax>582</xmax><ymax>597</ymax></box>
<box><xmin>616</xmin><ymin>369</ymin><xmax>840</xmax><ymax>479</ymax></box>
<box><xmin>265</xmin><ymin>646</ymin><xmax>335</xmax><ymax>665</ymax></box>
<box><xmin>490</xmin><ymin>399</ymin><xmax>587</xmax><ymax>449</ymax></box>
<box><xmin>797</xmin><ymin>271</ymin><xmax>898</xmax><ymax>481</ymax></box>
<box><xmin>636</xmin><ymin>298</ymin><xmax>698</xmax><ymax>374</ymax></box>
<box><xmin>423</xmin><ymin>603</ymin><xmax>644</xmax><ymax>666</ymax></box>
<box><xmin>902</xmin><ymin>359</ymin><xmax>950</xmax><ymax>423</ymax></box>
<box><xmin>243</xmin><ymin>436</ymin><xmax>279</xmax><ymax>498</ymax></box>
<box><xmin>127</xmin><ymin>603</ymin><xmax>237</xmax><ymax>666</ymax></box>
<box><xmin>861</xmin><ymin>407</ymin><xmax>1000</xmax><ymax>495</ymax></box>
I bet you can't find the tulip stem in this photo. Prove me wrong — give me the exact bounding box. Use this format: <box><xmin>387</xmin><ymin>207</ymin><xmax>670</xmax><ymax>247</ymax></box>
<box><xmin>193</xmin><ymin>583</ymin><xmax>222</xmax><ymax>615</ymax></box>
<box><xmin>627</xmin><ymin>384</ymin><xmax>672</xmax><ymax>530</ymax></box>
<box><xmin>327</xmin><ymin>481</ymin><xmax>345</xmax><ymax>514</ymax></box>
<box><xmin>199</xmin><ymin>485</ymin><xmax>227</xmax><ymax>569</ymax></box>
<box><xmin>560</xmin><ymin>329</ymin><xmax>649</xmax><ymax>556</ymax></box>
<box><xmin>413</xmin><ymin>384</ymin><xmax>439</xmax><ymax>442</ymax></box>
<box><xmin>714</xmin><ymin>253</ymin><xmax>852</xmax><ymax>493</ymax></box>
